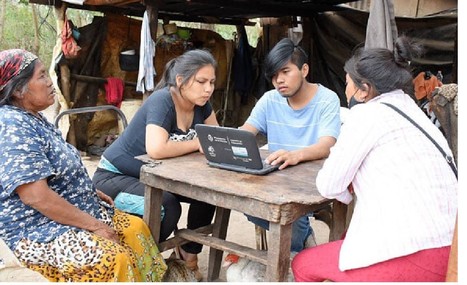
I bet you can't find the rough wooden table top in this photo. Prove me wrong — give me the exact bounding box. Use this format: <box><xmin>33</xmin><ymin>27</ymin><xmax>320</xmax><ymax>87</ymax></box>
<box><xmin>138</xmin><ymin>152</ymin><xmax>328</xmax><ymax>206</ymax></box>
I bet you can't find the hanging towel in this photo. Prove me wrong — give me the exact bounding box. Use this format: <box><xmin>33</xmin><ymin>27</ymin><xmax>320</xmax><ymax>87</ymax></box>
<box><xmin>137</xmin><ymin>11</ymin><xmax>156</xmax><ymax>93</ymax></box>
<box><xmin>105</xmin><ymin>77</ymin><xmax>125</xmax><ymax>108</ymax></box>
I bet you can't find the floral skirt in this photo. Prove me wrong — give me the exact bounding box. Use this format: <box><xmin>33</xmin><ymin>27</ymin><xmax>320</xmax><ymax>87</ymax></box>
<box><xmin>14</xmin><ymin>209</ymin><xmax>167</xmax><ymax>282</ymax></box>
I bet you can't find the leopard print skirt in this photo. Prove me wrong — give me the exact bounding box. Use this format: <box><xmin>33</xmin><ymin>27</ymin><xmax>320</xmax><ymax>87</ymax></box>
<box><xmin>14</xmin><ymin>209</ymin><xmax>167</xmax><ymax>282</ymax></box>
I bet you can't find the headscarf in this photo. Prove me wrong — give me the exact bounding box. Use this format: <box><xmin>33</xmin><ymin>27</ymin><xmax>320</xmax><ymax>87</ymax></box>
<box><xmin>0</xmin><ymin>49</ymin><xmax>38</xmax><ymax>92</ymax></box>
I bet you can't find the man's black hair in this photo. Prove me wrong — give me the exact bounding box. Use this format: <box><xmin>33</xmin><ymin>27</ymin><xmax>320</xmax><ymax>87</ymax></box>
<box><xmin>264</xmin><ymin>38</ymin><xmax>308</xmax><ymax>82</ymax></box>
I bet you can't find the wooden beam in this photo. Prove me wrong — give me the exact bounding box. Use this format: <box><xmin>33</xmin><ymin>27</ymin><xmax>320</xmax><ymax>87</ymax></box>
<box><xmin>158</xmin><ymin>224</ymin><xmax>214</xmax><ymax>251</ymax></box>
<box><xmin>70</xmin><ymin>74</ymin><xmax>137</xmax><ymax>87</ymax></box>
<box><xmin>175</xmin><ymin>228</ymin><xmax>269</xmax><ymax>265</ymax></box>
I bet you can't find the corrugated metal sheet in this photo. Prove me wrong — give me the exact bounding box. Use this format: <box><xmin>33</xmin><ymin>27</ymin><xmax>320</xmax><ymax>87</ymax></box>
<box><xmin>345</xmin><ymin>0</ymin><xmax>371</xmax><ymax>11</ymax></box>
<box><xmin>343</xmin><ymin>0</ymin><xmax>457</xmax><ymax>18</ymax></box>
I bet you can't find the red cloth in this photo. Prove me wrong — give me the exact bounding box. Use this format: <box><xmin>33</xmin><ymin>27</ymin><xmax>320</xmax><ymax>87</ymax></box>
<box><xmin>104</xmin><ymin>77</ymin><xmax>124</xmax><ymax>108</ymax></box>
<box><xmin>61</xmin><ymin>17</ymin><xmax>81</xmax><ymax>59</ymax></box>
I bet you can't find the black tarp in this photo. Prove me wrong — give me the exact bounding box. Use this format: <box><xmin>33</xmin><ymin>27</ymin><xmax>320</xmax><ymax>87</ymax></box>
<box><xmin>308</xmin><ymin>8</ymin><xmax>457</xmax><ymax>107</ymax></box>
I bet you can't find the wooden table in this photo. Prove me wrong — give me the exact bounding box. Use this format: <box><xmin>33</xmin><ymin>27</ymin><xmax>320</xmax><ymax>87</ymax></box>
<box><xmin>139</xmin><ymin>152</ymin><xmax>348</xmax><ymax>282</ymax></box>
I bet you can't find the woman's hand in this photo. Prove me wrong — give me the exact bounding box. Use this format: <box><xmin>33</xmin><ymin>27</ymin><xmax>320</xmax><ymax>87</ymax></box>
<box><xmin>97</xmin><ymin>190</ymin><xmax>114</xmax><ymax>207</ymax></box>
<box><xmin>91</xmin><ymin>222</ymin><xmax>120</xmax><ymax>244</ymax></box>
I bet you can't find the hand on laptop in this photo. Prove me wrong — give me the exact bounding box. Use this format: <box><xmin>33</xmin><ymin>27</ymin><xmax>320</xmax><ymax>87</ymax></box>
<box><xmin>265</xmin><ymin>149</ymin><xmax>301</xmax><ymax>170</ymax></box>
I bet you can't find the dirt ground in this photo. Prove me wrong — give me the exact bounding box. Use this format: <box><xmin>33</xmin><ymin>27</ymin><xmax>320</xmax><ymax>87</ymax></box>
<box><xmin>82</xmin><ymin>154</ymin><xmax>330</xmax><ymax>282</ymax></box>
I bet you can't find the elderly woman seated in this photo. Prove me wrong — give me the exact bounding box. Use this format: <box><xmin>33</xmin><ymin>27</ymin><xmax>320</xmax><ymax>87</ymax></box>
<box><xmin>0</xmin><ymin>49</ymin><xmax>167</xmax><ymax>281</ymax></box>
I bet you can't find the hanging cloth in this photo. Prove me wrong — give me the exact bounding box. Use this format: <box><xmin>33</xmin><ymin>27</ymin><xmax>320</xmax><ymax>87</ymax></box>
<box><xmin>232</xmin><ymin>25</ymin><xmax>254</xmax><ymax>105</ymax></box>
<box><xmin>61</xmin><ymin>16</ymin><xmax>81</xmax><ymax>59</ymax></box>
<box><xmin>365</xmin><ymin>0</ymin><xmax>398</xmax><ymax>51</ymax></box>
<box><xmin>288</xmin><ymin>16</ymin><xmax>303</xmax><ymax>45</ymax></box>
<box><xmin>136</xmin><ymin>11</ymin><xmax>156</xmax><ymax>93</ymax></box>
<box><xmin>105</xmin><ymin>77</ymin><xmax>125</xmax><ymax>108</ymax></box>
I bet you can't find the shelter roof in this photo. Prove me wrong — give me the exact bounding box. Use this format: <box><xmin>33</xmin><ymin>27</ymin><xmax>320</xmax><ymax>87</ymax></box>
<box><xmin>30</xmin><ymin>0</ymin><xmax>358</xmax><ymax>25</ymax></box>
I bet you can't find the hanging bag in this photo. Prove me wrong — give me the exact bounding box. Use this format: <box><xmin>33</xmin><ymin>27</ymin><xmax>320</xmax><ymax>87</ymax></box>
<box><xmin>119</xmin><ymin>17</ymin><xmax>140</xmax><ymax>71</ymax></box>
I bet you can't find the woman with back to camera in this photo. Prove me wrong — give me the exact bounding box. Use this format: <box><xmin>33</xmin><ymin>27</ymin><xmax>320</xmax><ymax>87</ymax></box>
<box><xmin>92</xmin><ymin>49</ymin><xmax>219</xmax><ymax>281</ymax></box>
<box><xmin>291</xmin><ymin>36</ymin><xmax>457</xmax><ymax>282</ymax></box>
<box><xmin>0</xmin><ymin>49</ymin><xmax>167</xmax><ymax>281</ymax></box>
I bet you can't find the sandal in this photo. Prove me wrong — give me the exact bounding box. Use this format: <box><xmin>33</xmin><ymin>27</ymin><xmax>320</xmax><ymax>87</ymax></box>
<box><xmin>170</xmin><ymin>246</ymin><xmax>203</xmax><ymax>281</ymax></box>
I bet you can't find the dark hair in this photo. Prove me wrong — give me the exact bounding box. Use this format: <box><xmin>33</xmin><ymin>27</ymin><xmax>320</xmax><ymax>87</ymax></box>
<box><xmin>155</xmin><ymin>49</ymin><xmax>217</xmax><ymax>90</ymax></box>
<box><xmin>0</xmin><ymin>60</ymin><xmax>37</xmax><ymax>107</ymax></box>
<box><xmin>344</xmin><ymin>36</ymin><xmax>422</xmax><ymax>97</ymax></box>
<box><xmin>264</xmin><ymin>38</ymin><xmax>308</xmax><ymax>82</ymax></box>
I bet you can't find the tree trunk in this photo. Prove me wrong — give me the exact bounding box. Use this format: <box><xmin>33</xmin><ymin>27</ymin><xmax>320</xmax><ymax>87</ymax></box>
<box><xmin>31</xmin><ymin>3</ymin><xmax>40</xmax><ymax>55</ymax></box>
<box><xmin>0</xmin><ymin>0</ymin><xmax>6</xmax><ymax>43</ymax></box>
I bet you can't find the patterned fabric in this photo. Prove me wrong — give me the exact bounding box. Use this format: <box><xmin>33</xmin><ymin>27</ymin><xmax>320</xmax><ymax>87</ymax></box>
<box><xmin>15</xmin><ymin>209</ymin><xmax>167</xmax><ymax>282</ymax></box>
<box><xmin>432</xmin><ymin>83</ymin><xmax>458</xmax><ymax>115</ymax></box>
<box><xmin>420</xmin><ymin>99</ymin><xmax>441</xmax><ymax>128</ymax></box>
<box><xmin>169</xmin><ymin>127</ymin><xmax>197</xmax><ymax>141</ymax></box>
<box><xmin>0</xmin><ymin>105</ymin><xmax>106</xmax><ymax>249</ymax></box>
<box><xmin>0</xmin><ymin>49</ymin><xmax>38</xmax><ymax>92</ymax></box>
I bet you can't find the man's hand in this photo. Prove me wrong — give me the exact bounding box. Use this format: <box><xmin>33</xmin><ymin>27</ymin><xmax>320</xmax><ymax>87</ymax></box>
<box><xmin>265</xmin><ymin>149</ymin><xmax>302</xmax><ymax>170</ymax></box>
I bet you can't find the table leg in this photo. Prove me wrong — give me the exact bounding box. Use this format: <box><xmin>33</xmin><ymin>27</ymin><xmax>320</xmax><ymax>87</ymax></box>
<box><xmin>266</xmin><ymin>222</ymin><xmax>292</xmax><ymax>282</ymax></box>
<box><xmin>207</xmin><ymin>207</ymin><xmax>231</xmax><ymax>281</ymax></box>
<box><xmin>143</xmin><ymin>185</ymin><xmax>163</xmax><ymax>244</ymax></box>
<box><xmin>329</xmin><ymin>200</ymin><xmax>348</xmax><ymax>241</ymax></box>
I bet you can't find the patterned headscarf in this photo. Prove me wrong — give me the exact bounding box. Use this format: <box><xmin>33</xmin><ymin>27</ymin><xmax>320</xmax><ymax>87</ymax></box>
<box><xmin>0</xmin><ymin>49</ymin><xmax>38</xmax><ymax>92</ymax></box>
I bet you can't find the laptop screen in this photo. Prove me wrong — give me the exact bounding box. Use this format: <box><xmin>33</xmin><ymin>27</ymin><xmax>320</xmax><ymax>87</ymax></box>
<box><xmin>195</xmin><ymin>124</ymin><xmax>265</xmax><ymax>170</ymax></box>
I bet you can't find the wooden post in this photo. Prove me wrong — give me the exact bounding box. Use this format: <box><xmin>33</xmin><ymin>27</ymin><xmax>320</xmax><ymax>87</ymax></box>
<box><xmin>54</xmin><ymin>4</ymin><xmax>70</xmax><ymax>106</ymax></box>
<box><xmin>53</xmin><ymin>3</ymin><xmax>76</xmax><ymax>146</ymax></box>
<box><xmin>60</xmin><ymin>64</ymin><xmax>71</xmax><ymax>104</ymax></box>
<box><xmin>445</xmin><ymin>214</ymin><xmax>458</xmax><ymax>282</ymax></box>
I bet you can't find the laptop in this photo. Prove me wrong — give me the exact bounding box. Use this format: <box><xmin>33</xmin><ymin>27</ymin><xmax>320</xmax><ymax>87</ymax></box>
<box><xmin>195</xmin><ymin>124</ymin><xmax>279</xmax><ymax>175</ymax></box>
